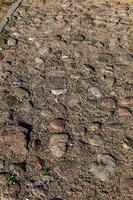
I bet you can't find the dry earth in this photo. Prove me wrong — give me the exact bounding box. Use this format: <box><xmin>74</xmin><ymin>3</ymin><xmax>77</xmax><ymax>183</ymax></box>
<box><xmin>0</xmin><ymin>0</ymin><xmax>133</xmax><ymax>199</ymax></box>
<box><xmin>0</xmin><ymin>0</ymin><xmax>15</xmax><ymax>20</ymax></box>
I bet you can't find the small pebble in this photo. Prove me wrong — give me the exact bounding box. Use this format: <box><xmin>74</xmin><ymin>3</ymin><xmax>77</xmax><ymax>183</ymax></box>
<box><xmin>20</xmin><ymin>101</ymin><xmax>33</xmax><ymax>112</ymax></box>
<box><xmin>51</xmin><ymin>89</ymin><xmax>67</xmax><ymax>95</ymax></box>
<box><xmin>104</xmin><ymin>76</ymin><xmax>116</xmax><ymax>87</ymax></box>
<box><xmin>12</xmin><ymin>32</ymin><xmax>20</xmax><ymax>38</ymax></box>
<box><xmin>28</xmin><ymin>37</ymin><xmax>35</xmax><ymax>41</ymax></box>
<box><xmin>7</xmin><ymin>37</ymin><xmax>17</xmax><ymax>46</ymax></box>
<box><xmin>90</xmin><ymin>122</ymin><xmax>100</xmax><ymax>132</ymax></box>
<box><xmin>88</xmin><ymin>87</ymin><xmax>102</xmax><ymax>98</ymax></box>
<box><xmin>109</xmin><ymin>123</ymin><xmax>122</xmax><ymax>129</ymax></box>
<box><xmin>14</xmin><ymin>87</ymin><xmax>29</xmax><ymax>99</ymax></box>
<box><xmin>87</xmin><ymin>99</ymin><xmax>97</xmax><ymax>108</ymax></box>
<box><xmin>68</xmin><ymin>98</ymin><xmax>79</xmax><ymax>108</ymax></box>
<box><xmin>99</xmin><ymin>53</ymin><xmax>114</xmax><ymax>62</ymax></box>
<box><xmin>39</xmin><ymin>47</ymin><xmax>51</xmax><ymax>56</ymax></box>
<box><xmin>124</xmin><ymin>137</ymin><xmax>133</xmax><ymax>148</ymax></box>
<box><xmin>32</xmin><ymin>181</ymin><xmax>48</xmax><ymax>197</ymax></box>
<box><xmin>35</xmin><ymin>57</ymin><xmax>44</xmax><ymax>64</ymax></box>
<box><xmin>62</xmin><ymin>55</ymin><xmax>68</xmax><ymax>59</ymax></box>
<box><xmin>122</xmin><ymin>143</ymin><xmax>130</xmax><ymax>150</ymax></box>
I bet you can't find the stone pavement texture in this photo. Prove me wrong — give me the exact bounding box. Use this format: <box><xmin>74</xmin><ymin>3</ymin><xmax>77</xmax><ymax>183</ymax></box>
<box><xmin>0</xmin><ymin>0</ymin><xmax>133</xmax><ymax>199</ymax></box>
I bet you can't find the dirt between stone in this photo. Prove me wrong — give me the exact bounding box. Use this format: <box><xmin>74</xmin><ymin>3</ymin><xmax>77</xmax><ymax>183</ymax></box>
<box><xmin>0</xmin><ymin>0</ymin><xmax>133</xmax><ymax>199</ymax></box>
<box><xmin>0</xmin><ymin>0</ymin><xmax>15</xmax><ymax>21</ymax></box>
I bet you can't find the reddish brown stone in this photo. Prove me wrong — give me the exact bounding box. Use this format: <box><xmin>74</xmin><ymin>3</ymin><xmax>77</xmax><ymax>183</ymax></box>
<box><xmin>49</xmin><ymin>134</ymin><xmax>69</xmax><ymax>158</ymax></box>
<box><xmin>0</xmin><ymin>125</ymin><xmax>28</xmax><ymax>160</ymax></box>
<box><xmin>101</xmin><ymin>97</ymin><xmax>116</xmax><ymax>108</ymax></box>
<box><xmin>125</xmin><ymin>178</ymin><xmax>133</xmax><ymax>189</ymax></box>
<box><xmin>90</xmin><ymin>122</ymin><xmax>100</xmax><ymax>132</ymax></box>
<box><xmin>118</xmin><ymin>97</ymin><xmax>133</xmax><ymax>106</ymax></box>
<box><xmin>117</xmin><ymin>107</ymin><xmax>131</xmax><ymax>116</ymax></box>
<box><xmin>50</xmin><ymin>118</ymin><xmax>66</xmax><ymax>133</ymax></box>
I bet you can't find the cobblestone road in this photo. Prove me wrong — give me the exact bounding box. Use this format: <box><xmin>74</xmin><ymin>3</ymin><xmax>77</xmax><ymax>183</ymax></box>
<box><xmin>0</xmin><ymin>0</ymin><xmax>133</xmax><ymax>199</ymax></box>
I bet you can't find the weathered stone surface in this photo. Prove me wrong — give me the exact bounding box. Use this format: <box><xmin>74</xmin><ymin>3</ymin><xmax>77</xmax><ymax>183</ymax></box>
<box><xmin>0</xmin><ymin>125</ymin><xmax>28</xmax><ymax>160</ymax></box>
<box><xmin>54</xmin><ymin>162</ymin><xmax>81</xmax><ymax>182</ymax></box>
<box><xmin>51</xmin><ymin>89</ymin><xmax>67</xmax><ymax>96</ymax></box>
<box><xmin>101</xmin><ymin>98</ymin><xmax>116</xmax><ymax>108</ymax></box>
<box><xmin>124</xmin><ymin>178</ymin><xmax>133</xmax><ymax>190</ymax></box>
<box><xmin>117</xmin><ymin>107</ymin><xmax>131</xmax><ymax>116</ymax></box>
<box><xmin>0</xmin><ymin>174</ymin><xmax>7</xmax><ymax>185</ymax></box>
<box><xmin>50</xmin><ymin>118</ymin><xmax>66</xmax><ymax>133</ymax></box>
<box><xmin>13</xmin><ymin>87</ymin><xmax>29</xmax><ymax>99</ymax></box>
<box><xmin>88</xmin><ymin>87</ymin><xmax>102</xmax><ymax>98</ymax></box>
<box><xmin>90</xmin><ymin>154</ymin><xmax>116</xmax><ymax>181</ymax></box>
<box><xmin>119</xmin><ymin>54</ymin><xmax>133</xmax><ymax>65</ymax></box>
<box><xmin>33</xmin><ymin>181</ymin><xmax>48</xmax><ymax>196</ymax></box>
<box><xmin>38</xmin><ymin>47</ymin><xmax>51</xmax><ymax>56</ymax></box>
<box><xmin>49</xmin><ymin>134</ymin><xmax>69</xmax><ymax>158</ymax></box>
<box><xmin>7</xmin><ymin>37</ymin><xmax>17</xmax><ymax>46</ymax></box>
<box><xmin>89</xmin><ymin>135</ymin><xmax>104</xmax><ymax>146</ymax></box>
<box><xmin>0</xmin><ymin>111</ymin><xmax>11</xmax><ymax>124</ymax></box>
<box><xmin>118</xmin><ymin>97</ymin><xmax>133</xmax><ymax>106</ymax></box>
<box><xmin>104</xmin><ymin>76</ymin><xmax>116</xmax><ymax>87</ymax></box>
<box><xmin>90</xmin><ymin>122</ymin><xmax>100</xmax><ymax>132</ymax></box>
<box><xmin>121</xmin><ymin>177</ymin><xmax>133</xmax><ymax>197</ymax></box>
<box><xmin>35</xmin><ymin>57</ymin><xmax>44</xmax><ymax>65</ymax></box>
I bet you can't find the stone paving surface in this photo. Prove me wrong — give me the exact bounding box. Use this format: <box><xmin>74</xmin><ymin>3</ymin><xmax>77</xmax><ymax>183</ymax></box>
<box><xmin>0</xmin><ymin>0</ymin><xmax>133</xmax><ymax>199</ymax></box>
